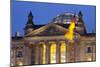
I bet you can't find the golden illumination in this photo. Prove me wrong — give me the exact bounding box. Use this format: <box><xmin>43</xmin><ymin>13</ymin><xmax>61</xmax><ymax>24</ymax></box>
<box><xmin>50</xmin><ymin>43</ymin><xmax>56</xmax><ymax>63</ymax></box>
<box><xmin>60</xmin><ymin>42</ymin><xmax>66</xmax><ymax>63</ymax></box>
<box><xmin>42</xmin><ymin>44</ymin><xmax>46</xmax><ymax>64</ymax></box>
<box><xmin>11</xmin><ymin>63</ymin><xmax>14</xmax><ymax>66</ymax></box>
<box><xmin>39</xmin><ymin>43</ymin><xmax>46</xmax><ymax>64</ymax></box>
<box><xmin>87</xmin><ymin>57</ymin><xmax>92</xmax><ymax>61</ymax></box>
<box><xmin>18</xmin><ymin>61</ymin><xmax>23</xmax><ymax>66</ymax></box>
<box><xmin>65</xmin><ymin>18</ymin><xmax>75</xmax><ymax>40</ymax></box>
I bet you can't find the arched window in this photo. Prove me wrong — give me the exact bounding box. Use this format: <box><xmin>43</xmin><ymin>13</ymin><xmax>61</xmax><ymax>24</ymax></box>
<box><xmin>60</xmin><ymin>42</ymin><xmax>66</xmax><ymax>63</ymax></box>
<box><xmin>86</xmin><ymin>47</ymin><xmax>92</xmax><ymax>53</ymax></box>
<box><xmin>16</xmin><ymin>51</ymin><xmax>23</xmax><ymax>58</ymax></box>
<box><xmin>50</xmin><ymin>43</ymin><xmax>56</xmax><ymax>63</ymax></box>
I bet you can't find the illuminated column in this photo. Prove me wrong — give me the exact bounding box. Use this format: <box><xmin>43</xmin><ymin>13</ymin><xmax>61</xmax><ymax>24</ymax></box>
<box><xmin>45</xmin><ymin>42</ymin><xmax>50</xmax><ymax>64</ymax></box>
<box><xmin>75</xmin><ymin>42</ymin><xmax>80</xmax><ymax>62</ymax></box>
<box><xmin>42</xmin><ymin>44</ymin><xmax>46</xmax><ymax>64</ymax></box>
<box><xmin>68</xmin><ymin>41</ymin><xmax>76</xmax><ymax>62</ymax></box>
<box><xmin>39</xmin><ymin>44</ymin><xmax>43</xmax><ymax>64</ymax></box>
<box><xmin>56</xmin><ymin>42</ymin><xmax>61</xmax><ymax>63</ymax></box>
<box><xmin>30</xmin><ymin>44</ymin><xmax>36</xmax><ymax>65</ymax></box>
<box><xmin>65</xmin><ymin>41</ymin><xmax>74</xmax><ymax>62</ymax></box>
<box><xmin>35</xmin><ymin>42</ymin><xmax>40</xmax><ymax>64</ymax></box>
<box><xmin>92</xmin><ymin>43</ymin><xmax>96</xmax><ymax>61</ymax></box>
<box><xmin>65</xmin><ymin>41</ymin><xmax>69</xmax><ymax>62</ymax></box>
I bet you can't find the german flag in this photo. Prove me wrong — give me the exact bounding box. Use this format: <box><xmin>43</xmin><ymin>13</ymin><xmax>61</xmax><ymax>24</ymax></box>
<box><xmin>65</xmin><ymin>15</ymin><xmax>75</xmax><ymax>40</ymax></box>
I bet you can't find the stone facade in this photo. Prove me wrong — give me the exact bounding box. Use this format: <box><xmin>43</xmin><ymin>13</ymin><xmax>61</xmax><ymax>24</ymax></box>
<box><xmin>11</xmin><ymin>11</ymin><xmax>96</xmax><ymax>66</ymax></box>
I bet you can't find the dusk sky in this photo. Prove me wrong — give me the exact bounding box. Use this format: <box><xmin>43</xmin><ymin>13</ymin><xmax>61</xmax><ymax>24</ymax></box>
<box><xmin>11</xmin><ymin>1</ymin><xmax>96</xmax><ymax>36</ymax></box>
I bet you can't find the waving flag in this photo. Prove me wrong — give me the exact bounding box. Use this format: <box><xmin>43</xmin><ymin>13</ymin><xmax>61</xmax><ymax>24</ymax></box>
<box><xmin>65</xmin><ymin>15</ymin><xmax>75</xmax><ymax>40</ymax></box>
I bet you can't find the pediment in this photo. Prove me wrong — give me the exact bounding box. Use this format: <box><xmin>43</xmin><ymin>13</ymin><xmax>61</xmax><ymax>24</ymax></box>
<box><xmin>25</xmin><ymin>23</ymin><xmax>68</xmax><ymax>36</ymax></box>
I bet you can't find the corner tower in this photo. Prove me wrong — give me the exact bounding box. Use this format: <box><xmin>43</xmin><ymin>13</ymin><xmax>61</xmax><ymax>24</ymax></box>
<box><xmin>75</xmin><ymin>11</ymin><xmax>87</xmax><ymax>35</ymax></box>
<box><xmin>24</xmin><ymin>11</ymin><xmax>34</xmax><ymax>35</ymax></box>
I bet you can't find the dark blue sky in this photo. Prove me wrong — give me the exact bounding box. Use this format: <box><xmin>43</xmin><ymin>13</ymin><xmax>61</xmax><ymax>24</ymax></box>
<box><xmin>11</xmin><ymin>1</ymin><xmax>96</xmax><ymax>36</ymax></box>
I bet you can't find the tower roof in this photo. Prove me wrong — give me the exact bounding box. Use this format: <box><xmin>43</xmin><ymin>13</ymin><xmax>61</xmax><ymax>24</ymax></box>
<box><xmin>28</xmin><ymin>11</ymin><xmax>33</xmax><ymax>17</ymax></box>
<box><xmin>78</xmin><ymin>11</ymin><xmax>83</xmax><ymax>17</ymax></box>
<box><xmin>24</xmin><ymin>11</ymin><xmax>34</xmax><ymax>30</ymax></box>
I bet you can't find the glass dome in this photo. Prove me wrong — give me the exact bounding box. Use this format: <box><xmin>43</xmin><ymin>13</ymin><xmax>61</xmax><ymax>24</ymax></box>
<box><xmin>51</xmin><ymin>13</ymin><xmax>79</xmax><ymax>24</ymax></box>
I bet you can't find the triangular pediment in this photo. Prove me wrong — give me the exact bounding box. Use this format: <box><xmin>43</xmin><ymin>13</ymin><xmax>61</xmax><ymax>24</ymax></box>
<box><xmin>25</xmin><ymin>23</ymin><xmax>68</xmax><ymax>36</ymax></box>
